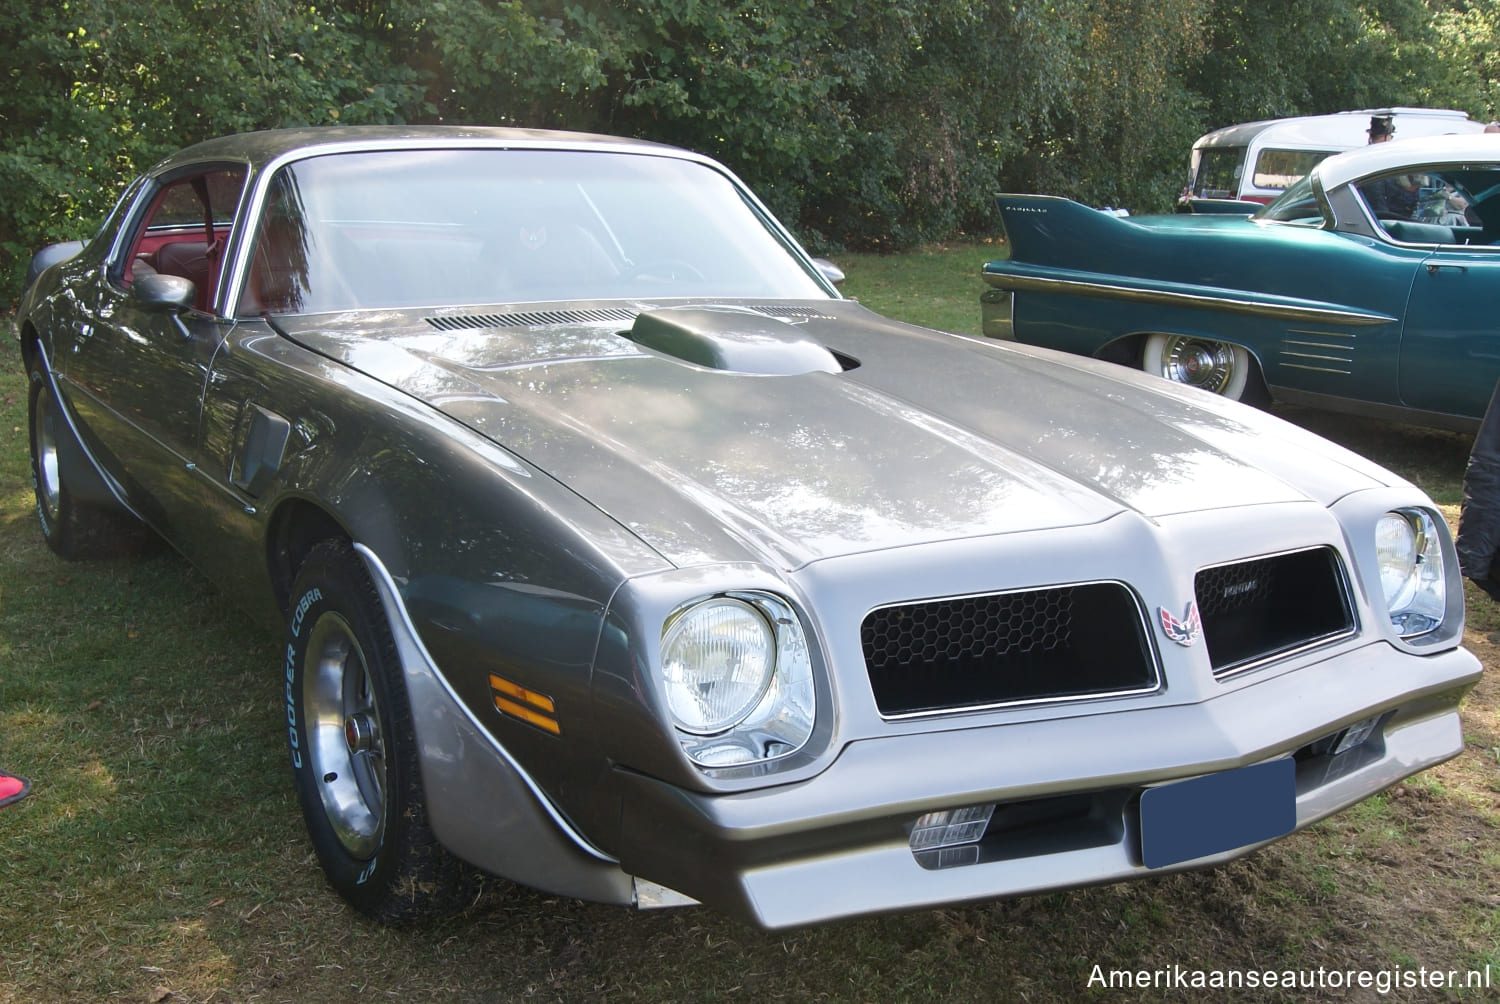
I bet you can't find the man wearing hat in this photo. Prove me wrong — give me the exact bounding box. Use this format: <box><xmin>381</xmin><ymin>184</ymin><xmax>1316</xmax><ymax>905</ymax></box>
<box><xmin>1362</xmin><ymin>113</ymin><xmax>1421</xmax><ymax>217</ymax></box>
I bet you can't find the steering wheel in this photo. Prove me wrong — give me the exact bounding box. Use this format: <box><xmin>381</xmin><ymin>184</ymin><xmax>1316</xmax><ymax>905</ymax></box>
<box><xmin>621</xmin><ymin>259</ymin><xmax>707</xmax><ymax>283</ymax></box>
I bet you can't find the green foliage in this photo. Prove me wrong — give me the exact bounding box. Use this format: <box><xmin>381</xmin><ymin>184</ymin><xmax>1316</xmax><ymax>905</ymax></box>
<box><xmin>2</xmin><ymin>0</ymin><xmax>1496</xmax><ymax>303</ymax></box>
<box><xmin>0</xmin><ymin>0</ymin><xmax>428</xmax><ymax>305</ymax></box>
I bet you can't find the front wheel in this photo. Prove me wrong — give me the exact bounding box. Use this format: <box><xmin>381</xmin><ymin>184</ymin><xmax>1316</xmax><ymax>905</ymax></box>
<box><xmin>1140</xmin><ymin>333</ymin><xmax>1257</xmax><ymax>402</ymax></box>
<box><xmin>285</xmin><ymin>539</ymin><xmax>481</xmax><ymax>923</ymax></box>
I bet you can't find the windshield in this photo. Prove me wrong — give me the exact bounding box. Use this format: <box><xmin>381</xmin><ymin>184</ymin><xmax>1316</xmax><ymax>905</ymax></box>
<box><xmin>237</xmin><ymin>148</ymin><xmax>832</xmax><ymax>315</ymax></box>
<box><xmin>1254</xmin><ymin>176</ymin><xmax>1326</xmax><ymax>225</ymax></box>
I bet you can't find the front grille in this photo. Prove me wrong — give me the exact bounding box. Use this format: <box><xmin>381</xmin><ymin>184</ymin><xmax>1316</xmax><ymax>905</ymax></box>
<box><xmin>1195</xmin><ymin>547</ymin><xmax>1355</xmax><ymax>677</ymax></box>
<box><xmin>862</xmin><ymin>583</ymin><xmax>1158</xmax><ymax>717</ymax></box>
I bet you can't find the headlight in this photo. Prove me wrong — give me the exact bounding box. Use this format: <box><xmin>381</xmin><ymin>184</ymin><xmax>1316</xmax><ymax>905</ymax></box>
<box><xmin>1375</xmin><ymin>509</ymin><xmax>1446</xmax><ymax>637</ymax></box>
<box><xmin>661</xmin><ymin>598</ymin><xmax>775</xmax><ymax>734</ymax></box>
<box><xmin>660</xmin><ymin>593</ymin><xmax>816</xmax><ymax>768</ymax></box>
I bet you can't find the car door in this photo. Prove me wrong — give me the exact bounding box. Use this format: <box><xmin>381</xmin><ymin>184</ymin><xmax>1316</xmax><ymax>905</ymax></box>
<box><xmin>1397</xmin><ymin>246</ymin><xmax>1500</xmax><ymax>421</ymax></box>
<box><xmin>61</xmin><ymin>164</ymin><xmax>249</xmax><ymax>541</ymax></box>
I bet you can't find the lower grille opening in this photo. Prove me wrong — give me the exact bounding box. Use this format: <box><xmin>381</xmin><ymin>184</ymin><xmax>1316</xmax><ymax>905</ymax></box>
<box><xmin>862</xmin><ymin>582</ymin><xmax>1158</xmax><ymax>717</ymax></box>
<box><xmin>912</xmin><ymin>791</ymin><xmax>1129</xmax><ymax>871</ymax></box>
<box><xmin>1292</xmin><ymin>712</ymin><xmax>1390</xmax><ymax>790</ymax></box>
<box><xmin>1196</xmin><ymin>547</ymin><xmax>1355</xmax><ymax>677</ymax></box>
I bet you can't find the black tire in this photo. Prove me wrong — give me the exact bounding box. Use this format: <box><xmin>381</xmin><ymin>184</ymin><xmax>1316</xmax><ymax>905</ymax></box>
<box><xmin>284</xmin><ymin>539</ymin><xmax>481</xmax><ymax>923</ymax></box>
<box><xmin>28</xmin><ymin>365</ymin><xmax>155</xmax><ymax>559</ymax></box>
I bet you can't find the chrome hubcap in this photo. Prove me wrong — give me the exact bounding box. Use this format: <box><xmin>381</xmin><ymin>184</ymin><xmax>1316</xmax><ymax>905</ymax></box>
<box><xmin>304</xmin><ymin>612</ymin><xmax>386</xmax><ymax>858</ymax></box>
<box><xmin>1158</xmin><ymin>336</ymin><xmax>1238</xmax><ymax>394</ymax></box>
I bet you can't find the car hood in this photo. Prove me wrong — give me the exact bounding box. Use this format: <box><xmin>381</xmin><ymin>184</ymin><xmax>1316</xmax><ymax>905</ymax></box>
<box><xmin>274</xmin><ymin>301</ymin><xmax>1394</xmax><ymax>569</ymax></box>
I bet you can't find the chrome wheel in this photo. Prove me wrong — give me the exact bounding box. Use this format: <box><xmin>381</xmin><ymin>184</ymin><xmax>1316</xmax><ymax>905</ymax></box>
<box><xmin>1142</xmin><ymin>333</ymin><xmax>1250</xmax><ymax>400</ymax></box>
<box><xmin>304</xmin><ymin>610</ymin><xmax>387</xmax><ymax>859</ymax></box>
<box><xmin>31</xmin><ymin>387</ymin><xmax>62</xmax><ymax>526</ymax></box>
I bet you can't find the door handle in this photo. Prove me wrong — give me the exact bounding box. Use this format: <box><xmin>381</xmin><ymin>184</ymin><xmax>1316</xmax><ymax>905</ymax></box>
<box><xmin>1425</xmin><ymin>263</ymin><xmax>1467</xmax><ymax>274</ymax></box>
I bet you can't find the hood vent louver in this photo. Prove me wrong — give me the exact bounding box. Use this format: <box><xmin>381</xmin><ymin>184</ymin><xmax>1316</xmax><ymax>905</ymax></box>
<box><xmin>425</xmin><ymin>307</ymin><xmax>640</xmax><ymax>331</ymax></box>
<box><xmin>424</xmin><ymin>304</ymin><xmax>835</xmax><ymax>332</ymax></box>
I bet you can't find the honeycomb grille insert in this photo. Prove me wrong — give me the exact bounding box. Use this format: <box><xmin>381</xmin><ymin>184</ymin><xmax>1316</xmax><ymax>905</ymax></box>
<box><xmin>861</xmin><ymin>583</ymin><xmax>1158</xmax><ymax>717</ymax></box>
<box><xmin>1195</xmin><ymin>547</ymin><xmax>1355</xmax><ymax>676</ymax></box>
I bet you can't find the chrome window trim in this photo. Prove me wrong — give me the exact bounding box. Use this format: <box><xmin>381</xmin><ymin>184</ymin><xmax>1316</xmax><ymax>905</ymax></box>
<box><xmin>219</xmin><ymin>139</ymin><xmax>842</xmax><ymax>317</ymax></box>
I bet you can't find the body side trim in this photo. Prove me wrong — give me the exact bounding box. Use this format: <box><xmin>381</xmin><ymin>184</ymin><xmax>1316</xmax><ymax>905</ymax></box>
<box><xmin>983</xmin><ymin>271</ymin><xmax>1395</xmax><ymax>327</ymax></box>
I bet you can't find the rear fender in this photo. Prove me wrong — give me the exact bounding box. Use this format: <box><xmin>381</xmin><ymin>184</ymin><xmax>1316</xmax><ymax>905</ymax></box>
<box><xmin>990</xmin><ymin>195</ymin><xmax>1145</xmax><ymax>268</ymax></box>
<box><xmin>24</xmin><ymin>342</ymin><xmax>140</xmax><ymax>515</ymax></box>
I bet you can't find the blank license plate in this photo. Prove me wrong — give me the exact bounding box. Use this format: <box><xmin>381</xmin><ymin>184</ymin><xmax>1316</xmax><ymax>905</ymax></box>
<box><xmin>1140</xmin><ymin>759</ymin><xmax>1296</xmax><ymax>869</ymax></box>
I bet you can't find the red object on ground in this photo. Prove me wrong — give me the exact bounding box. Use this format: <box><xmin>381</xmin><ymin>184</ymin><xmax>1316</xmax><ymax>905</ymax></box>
<box><xmin>0</xmin><ymin>771</ymin><xmax>31</xmax><ymax>808</ymax></box>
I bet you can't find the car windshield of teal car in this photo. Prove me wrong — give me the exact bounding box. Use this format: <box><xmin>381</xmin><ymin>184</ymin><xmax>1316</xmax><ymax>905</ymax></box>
<box><xmin>1253</xmin><ymin>176</ymin><xmax>1324</xmax><ymax>225</ymax></box>
<box><xmin>235</xmin><ymin>149</ymin><xmax>832</xmax><ymax>315</ymax></box>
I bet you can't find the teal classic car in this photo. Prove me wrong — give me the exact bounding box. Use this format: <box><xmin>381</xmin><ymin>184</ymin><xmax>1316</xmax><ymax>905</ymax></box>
<box><xmin>982</xmin><ymin>134</ymin><xmax>1500</xmax><ymax>431</ymax></box>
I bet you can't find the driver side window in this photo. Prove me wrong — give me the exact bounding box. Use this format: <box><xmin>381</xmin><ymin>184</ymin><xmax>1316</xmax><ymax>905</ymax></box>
<box><xmin>119</xmin><ymin>167</ymin><xmax>248</xmax><ymax>314</ymax></box>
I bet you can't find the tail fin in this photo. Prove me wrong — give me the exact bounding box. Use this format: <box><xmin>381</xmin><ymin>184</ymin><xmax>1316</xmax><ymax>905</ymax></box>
<box><xmin>991</xmin><ymin>194</ymin><xmax>1141</xmax><ymax>267</ymax></box>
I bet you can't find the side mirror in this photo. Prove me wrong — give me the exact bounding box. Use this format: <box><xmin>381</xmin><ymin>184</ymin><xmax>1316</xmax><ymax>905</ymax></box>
<box><xmin>133</xmin><ymin>273</ymin><xmax>196</xmax><ymax>312</ymax></box>
<box><xmin>812</xmin><ymin>257</ymin><xmax>845</xmax><ymax>286</ymax></box>
<box><xmin>24</xmin><ymin>240</ymin><xmax>86</xmax><ymax>294</ymax></box>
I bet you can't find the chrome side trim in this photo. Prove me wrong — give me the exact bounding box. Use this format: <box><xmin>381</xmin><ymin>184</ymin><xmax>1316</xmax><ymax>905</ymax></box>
<box><xmin>1281</xmin><ymin>362</ymin><xmax>1356</xmax><ymax>376</ymax></box>
<box><xmin>353</xmin><ymin>541</ymin><xmax>618</xmax><ymax>866</ymax></box>
<box><xmin>984</xmin><ymin>271</ymin><xmax>1395</xmax><ymax>327</ymax></box>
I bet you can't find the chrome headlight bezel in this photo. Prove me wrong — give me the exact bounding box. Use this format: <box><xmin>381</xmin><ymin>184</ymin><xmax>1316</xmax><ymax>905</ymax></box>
<box><xmin>1375</xmin><ymin>508</ymin><xmax>1446</xmax><ymax>638</ymax></box>
<box><xmin>659</xmin><ymin>591</ymin><xmax>817</xmax><ymax>769</ymax></box>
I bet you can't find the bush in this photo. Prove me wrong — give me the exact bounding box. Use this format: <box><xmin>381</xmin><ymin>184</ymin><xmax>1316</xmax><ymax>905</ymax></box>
<box><xmin>1</xmin><ymin>0</ymin><xmax>1488</xmax><ymax>305</ymax></box>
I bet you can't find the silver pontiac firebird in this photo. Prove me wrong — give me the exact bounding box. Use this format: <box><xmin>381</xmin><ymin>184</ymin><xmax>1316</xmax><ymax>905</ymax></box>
<box><xmin>13</xmin><ymin>127</ymin><xmax>1480</xmax><ymax>928</ymax></box>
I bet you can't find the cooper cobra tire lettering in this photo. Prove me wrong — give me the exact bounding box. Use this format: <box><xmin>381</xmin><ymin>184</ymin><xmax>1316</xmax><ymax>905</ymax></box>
<box><xmin>285</xmin><ymin>587</ymin><xmax>323</xmax><ymax>768</ymax></box>
<box><xmin>284</xmin><ymin>643</ymin><xmax>302</xmax><ymax>769</ymax></box>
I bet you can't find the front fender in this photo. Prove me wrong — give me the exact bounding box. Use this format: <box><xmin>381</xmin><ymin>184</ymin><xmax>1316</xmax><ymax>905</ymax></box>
<box><xmin>355</xmin><ymin>542</ymin><xmax>636</xmax><ymax>904</ymax></box>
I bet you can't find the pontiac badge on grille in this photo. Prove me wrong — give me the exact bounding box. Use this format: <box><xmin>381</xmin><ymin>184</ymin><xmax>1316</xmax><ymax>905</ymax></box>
<box><xmin>1159</xmin><ymin>602</ymin><xmax>1202</xmax><ymax>647</ymax></box>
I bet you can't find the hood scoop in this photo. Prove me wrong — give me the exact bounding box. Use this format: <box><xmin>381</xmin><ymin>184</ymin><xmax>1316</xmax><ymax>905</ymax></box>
<box><xmin>624</xmin><ymin>305</ymin><xmax>851</xmax><ymax>375</ymax></box>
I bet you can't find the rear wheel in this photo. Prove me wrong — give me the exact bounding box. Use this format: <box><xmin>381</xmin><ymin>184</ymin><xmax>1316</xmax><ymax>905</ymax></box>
<box><xmin>28</xmin><ymin>365</ymin><xmax>155</xmax><ymax>559</ymax></box>
<box><xmin>1140</xmin><ymin>333</ymin><xmax>1258</xmax><ymax>402</ymax></box>
<box><xmin>285</xmin><ymin>539</ymin><xmax>481</xmax><ymax>923</ymax></box>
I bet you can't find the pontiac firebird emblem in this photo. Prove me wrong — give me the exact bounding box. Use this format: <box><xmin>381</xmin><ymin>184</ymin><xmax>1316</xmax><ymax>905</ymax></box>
<box><xmin>1159</xmin><ymin>602</ymin><xmax>1202</xmax><ymax>647</ymax></box>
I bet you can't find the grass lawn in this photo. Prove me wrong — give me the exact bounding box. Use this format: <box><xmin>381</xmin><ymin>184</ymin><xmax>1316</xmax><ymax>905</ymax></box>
<box><xmin>2</xmin><ymin>247</ymin><xmax>1497</xmax><ymax>1002</ymax></box>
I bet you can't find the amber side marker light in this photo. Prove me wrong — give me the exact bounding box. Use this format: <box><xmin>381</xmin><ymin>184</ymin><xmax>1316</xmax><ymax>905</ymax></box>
<box><xmin>489</xmin><ymin>674</ymin><xmax>561</xmax><ymax>735</ymax></box>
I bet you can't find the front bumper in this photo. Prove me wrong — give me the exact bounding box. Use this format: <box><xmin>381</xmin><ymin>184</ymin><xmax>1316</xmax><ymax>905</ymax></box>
<box><xmin>612</xmin><ymin>640</ymin><xmax>1478</xmax><ymax>929</ymax></box>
